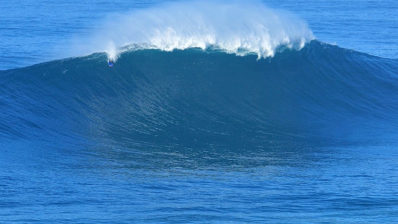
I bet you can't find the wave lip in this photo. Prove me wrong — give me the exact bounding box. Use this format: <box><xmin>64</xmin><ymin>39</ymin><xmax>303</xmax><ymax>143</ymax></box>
<box><xmin>77</xmin><ymin>0</ymin><xmax>314</xmax><ymax>60</ymax></box>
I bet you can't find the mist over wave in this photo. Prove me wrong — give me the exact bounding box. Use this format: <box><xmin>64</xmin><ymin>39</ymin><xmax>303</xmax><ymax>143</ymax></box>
<box><xmin>3</xmin><ymin>1</ymin><xmax>398</xmax><ymax>223</ymax></box>
<box><xmin>2</xmin><ymin>0</ymin><xmax>398</xmax><ymax>150</ymax></box>
<box><xmin>73</xmin><ymin>0</ymin><xmax>314</xmax><ymax>61</ymax></box>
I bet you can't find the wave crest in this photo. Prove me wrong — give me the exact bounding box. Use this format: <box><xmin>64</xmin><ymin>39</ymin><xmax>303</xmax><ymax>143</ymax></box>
<box><xmin>77</xmin><ymin>0</ymin><xmax>314</xmax><ymax>60</ymax></box>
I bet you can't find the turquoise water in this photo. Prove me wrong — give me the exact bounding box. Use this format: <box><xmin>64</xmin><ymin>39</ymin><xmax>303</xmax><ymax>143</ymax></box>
<box><xmin>1</xmin><ymin>1</ymin><xmax>398</xmax><ymax>223</ymax></box>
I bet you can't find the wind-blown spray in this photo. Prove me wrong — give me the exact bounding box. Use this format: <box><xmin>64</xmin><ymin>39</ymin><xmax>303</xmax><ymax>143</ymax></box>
<box><xmin>76</xmin><ymin>0</ymin><xmax>314</xmax><ymax>61</ymax></box>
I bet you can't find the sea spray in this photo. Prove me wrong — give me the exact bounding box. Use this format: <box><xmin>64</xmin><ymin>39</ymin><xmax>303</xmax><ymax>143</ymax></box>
<box><xmin>74</xmin><ymin>0</ymin><xmax>314</xmax><ymax>61</ymax></box>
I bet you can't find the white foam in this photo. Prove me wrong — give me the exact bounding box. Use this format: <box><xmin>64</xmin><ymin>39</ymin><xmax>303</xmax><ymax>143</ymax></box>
<box><xmin>78</xmin><ymin>0</ymin><xmax>314</xmax><ymax>61</ymax></box>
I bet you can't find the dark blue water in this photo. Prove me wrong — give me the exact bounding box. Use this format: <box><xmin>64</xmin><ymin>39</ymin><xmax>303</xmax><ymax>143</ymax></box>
<box><xmin>1</xmin><ymin>1</ymin><xmax>398</xmax><ymax>223</ymax></box>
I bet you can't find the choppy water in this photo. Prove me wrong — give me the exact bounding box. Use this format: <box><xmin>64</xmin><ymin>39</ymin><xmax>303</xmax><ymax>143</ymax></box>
<box><xmin>1</xmin><ymin>0</ymin><xmax>398</xmax><ymax>223</ymax></box>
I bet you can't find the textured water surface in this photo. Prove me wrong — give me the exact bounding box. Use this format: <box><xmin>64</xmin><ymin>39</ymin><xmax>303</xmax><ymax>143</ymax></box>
<box><xmin>1</xmin><ymin>0</ymin><xmax>398</xmax><ymax>223</ymax></box>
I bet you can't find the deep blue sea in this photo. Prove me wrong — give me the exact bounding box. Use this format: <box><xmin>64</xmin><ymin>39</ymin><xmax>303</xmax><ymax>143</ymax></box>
<box><xmin>1</xmin><ymin>0</ymin><xmax>398</xmax><ymax>223</ymax></box>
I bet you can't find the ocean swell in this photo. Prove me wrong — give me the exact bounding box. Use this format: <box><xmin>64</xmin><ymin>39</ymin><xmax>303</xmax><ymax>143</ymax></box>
<box><xmin>1</xmin><ymin>41</ymin><xmax>398</xmax><ymax>148</ymax></box>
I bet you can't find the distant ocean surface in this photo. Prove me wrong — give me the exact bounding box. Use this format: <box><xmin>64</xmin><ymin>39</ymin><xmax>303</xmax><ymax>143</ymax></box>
<box><xmin>1</xmin><ymin>0</ymin><xmax>398</xmax><ymax>223</ymax></box>
<box><xmin>1</xmin><ymin>0</ymin><xmax>397</xmax><ymax>70</ymax></box>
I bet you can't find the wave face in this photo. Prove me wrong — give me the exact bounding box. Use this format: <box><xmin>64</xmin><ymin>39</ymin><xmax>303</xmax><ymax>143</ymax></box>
<box><xmin>73</xmin><ymin>0</ymin><xmax>314</xmax><ymax>61</ymax></box>
<box><xmin>1</xmin><ymin>41</ymin><xmax>398</xmax><ymax>149</ymax></box>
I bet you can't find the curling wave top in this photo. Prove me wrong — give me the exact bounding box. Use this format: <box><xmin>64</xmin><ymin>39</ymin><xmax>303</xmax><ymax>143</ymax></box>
<box><xmin>76</xmin><ymin>0</ymin><xmax>315</xmax><ymax>60</ymax></box>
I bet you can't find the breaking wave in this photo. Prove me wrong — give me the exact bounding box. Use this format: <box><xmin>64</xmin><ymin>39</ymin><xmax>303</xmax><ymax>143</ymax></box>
<box><xmin>72</xmin><ymin>0</ymin><xmax>314</xmax><ymax>61</ymax></box>
<box><xmin>1</xmin><ymin>41</ymin><xmax>398</xmax><ymax>149</ymax></box>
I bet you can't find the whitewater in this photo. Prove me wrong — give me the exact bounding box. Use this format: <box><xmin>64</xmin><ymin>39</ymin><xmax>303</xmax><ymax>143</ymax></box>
<box><xmin>1</xmin><ymin>0</ymin><xmax>398</xmax><ymax>223</ymax></box>
<box><xmin>73</xmin><ymin>0</ymin><xmax>314</xmax><ymax>61</ymax></box>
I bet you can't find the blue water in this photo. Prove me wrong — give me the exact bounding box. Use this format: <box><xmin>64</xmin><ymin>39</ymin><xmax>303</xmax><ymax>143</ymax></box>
<box><xmin>1</xmin><ymin>0</ymin><xmax>398</xmax><ymax>223</ymax></box>
<box><xmin>1</xmin><ymin>0</ymin><xmax>397</xmax><ymax>70</ymax></box>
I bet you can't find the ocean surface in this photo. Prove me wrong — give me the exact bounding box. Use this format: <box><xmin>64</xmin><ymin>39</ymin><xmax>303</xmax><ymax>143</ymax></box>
<box><xmin>1</xmin><ymin>0</ymin><xmax>398</xmax><ymax>223</ymax></box>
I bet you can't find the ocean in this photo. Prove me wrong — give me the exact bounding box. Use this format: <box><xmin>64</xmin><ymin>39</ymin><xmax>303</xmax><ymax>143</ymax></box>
<box><xmin>1</xmin><ymin>0</ymin><xmax>398</xmax><ymax>223</ymax></box>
